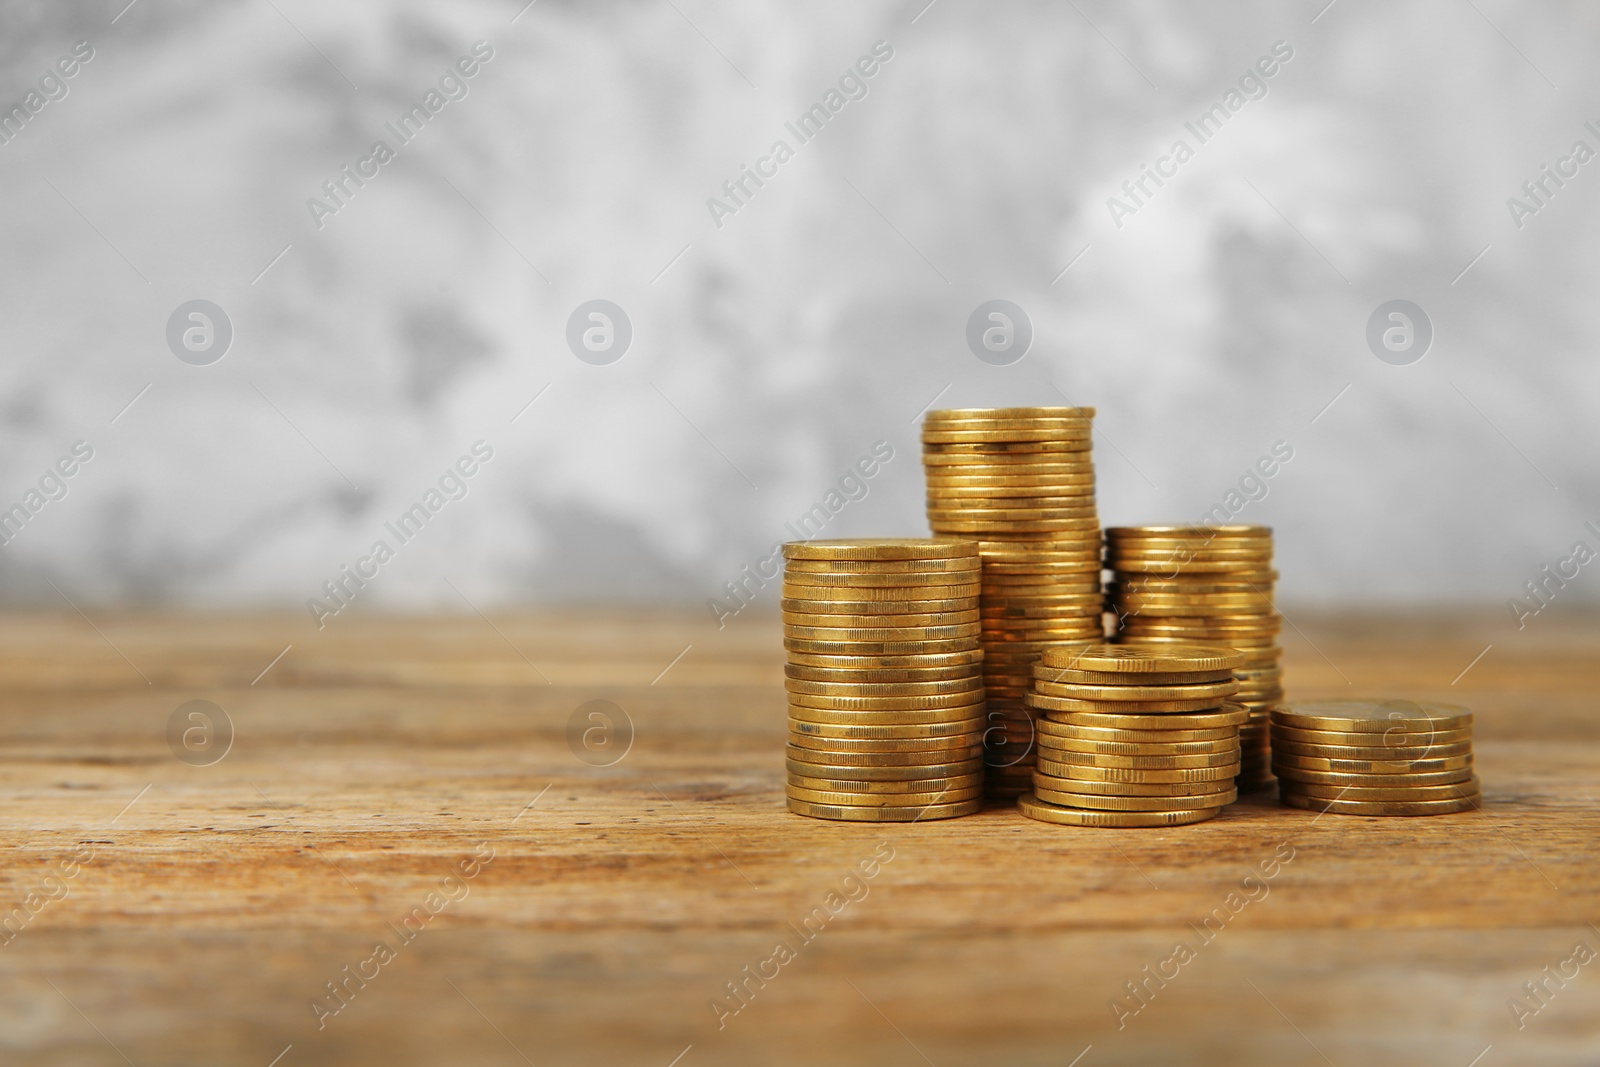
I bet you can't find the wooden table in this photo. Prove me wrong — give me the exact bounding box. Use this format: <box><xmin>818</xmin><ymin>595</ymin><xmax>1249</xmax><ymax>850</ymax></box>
<box><xmin>1</xmin><ymin>609</ymin><xmax>1597</xmax><ymax>1066</ymax></box>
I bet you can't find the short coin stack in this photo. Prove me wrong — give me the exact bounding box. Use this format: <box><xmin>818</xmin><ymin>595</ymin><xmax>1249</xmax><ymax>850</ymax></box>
<box><xmin>782</xmin><ymin>538</ymin><xmax>986</xmax><ymax>821</ymax></box>
<box><xmin>1270</xmin><ymin>700</ymin><xmax>1480</xmax><ymax>816</ymax></box>
<box><xmin>1104</xmin><ymin>525</ymin><xmax>1281</xmax><ymax>790</ymax></box>
<box><xmin>921</xmin><ymin>407</ymin><xmax>1104</xmax><ymax>799</ymax></box>
<box><xmin>1019</xmin><ymin>644</ymin><xmax>1246</xmax><ymax>827</ymax></box>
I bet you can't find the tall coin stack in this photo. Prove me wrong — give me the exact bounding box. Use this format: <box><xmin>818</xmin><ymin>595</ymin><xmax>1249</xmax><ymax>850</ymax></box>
<box><xmin>1104</xmin><ymin>525</ymin><xmax>1282</xmax><ymax>790</ymax></box>
<box><xmin>782</xmin><ymin>539</ymin><xmax>986</xmax><ymax>822</ymax></box>
<box><xmin>921</xmin><ymin>408</ymin><xmax>1104</xmax><ymax>799</ymax></box>
<box><xmin>1020</xmin><ymin>644</ymin><xmax>1246</xmax><ymax>827</ymax></box>
<box><xmin>1270</xmin><ymin>700</ymin><xmax>1480</xmax><ymax>816</ymax></box>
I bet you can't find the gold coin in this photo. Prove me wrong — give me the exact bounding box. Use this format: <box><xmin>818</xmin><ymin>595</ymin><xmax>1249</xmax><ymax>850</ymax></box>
<box><xmin>784</xmin><ymin>637</ymin><xmax>983</xmax><ymax>657</ymax></box>
<box><xmin>786</xmin><ymin>743</ymin><xmax>984</xmax><ymax>767</ymax></box>
<box><xmin>972</xmin><ymin>543</ymin><xmax>1102</xmax><ymax>560</ymax></box>
<box><xmin>783</xmin><ymin>583</ymin><xmax>984</xmax><ymax>604</ymax></box>
<box><xmin>981</xmin><ymin>581</ymin><xmax>1104</xmax><ymax>596</ymax></box>
<box><xmin>1035</xmin><ymin>666</ymin><xmax>1235</xmax><ymax>685</ymax></box>
<box><xmin>1108</xmin><ymin>558</ymin><xmax>1273</xmax><ymax>574</ymax></box>
<box><xmin>1041</xmin><ymin>703</ymin><xmax>1250</xmax><ymax>730</ymax></box>
<box><xmin>780</xmin><ymin>597</ymin><xmax>979</xmax><ymax>617</ymax></box>
<box><xmin>787</xmin><ymin>689</ymin><xmax>988</xmax><ymax>712</ymax></box>
<box><xmin>784</xmin><ymin>676</ymin><xmax>984</xmax><ymax>698</ymax></box>
<box><xmin>787</xmin><ymin>797</ymin><xmax>982</xmax><ymax>821</ymax></box>
<box><xmin>1030</xmin><ymin>772</ymin><xmax>1238</xmax><ymax>797</ymax></box>
<box><xmin>922</xmin><ymin>454</ymin><xmax>1097</xmax><ymax>471</ymax></box>
<box><xmin>1266</xmin><ymin>765</ymin><xmax>1476</xmax><ymax>787</ymax></box>
<box><xmin>929</xmin><ymin>502</ymin><xmax>1098</xmax><ymax>518</ymax></box>
<box><xmin>922</xmin><ymin>431</ymin><xmax>1092</xmax><ymax>446</ymax></box>
<box><xmin>1028</xmin><ymin>693</ymin><xmax>1228</xmax><ymax>714</ymax></box>
<box><xmin>925</xmin><ymin>405</ymin><xmax>1096</xmax><ymax>420</ymax></box>
<box><xmin>783</xmin><ymin>610</ymin><xmax>981</xmax><ymax>630</ymax></box>
<box><xmin>1270</xmin><ymin>738</ymin><xmax>1473</xmax><ymax>760</ymax></box>
<box><xmin>1118</xmin><ymin>633</ymin><xmax>1278</xmax><ymax>650</ymax></box>
<box><xmin>1270</xmin><ymin>753</ymin><xmax>1473</xmax><ymax>774</ymax></box>
<box><xmin>926</xmin><ymin>479</ymin><xmax>1097</xmax><ymax>494</ymax></box>
<box><xmin>1036</xmin><ymin>748</ymin><xmax>1239</xmax><ymax>770</ymax></box>
<box><xmin>1269</xmin><ymin>724</ymin><xmax>1473</xmax><ymax>747</ymax></box>
<box><xmin>788</xmin><ymin>730</ymin><xmax>985</xmax><ymax>752</ymax></box>
<box><xmin>1111</xmin><ymin>573</ymin><xmax>1278</xmax><ymax>590</ymax></box>
<box><xmin>1041</xmin><ymin>643</ymin><xmax>1241</xmax><ymax>673</ymax></box>
<box><xmin>932</xmin><ymin>519</ymin><xmax>1101</xmax><ymax>534</ymax></box>
<box><xmin>1279</xmin><ymin>776</ymin><xmax>1481</xmax><ymax>801</ymax></box>
<box><xmin>1116</xmin><ymin>603</ymin><xmax>1274</xmax><ymax>619</ymax></box>
<box><xmin>1037</xmin><ymin>720</ymin><xmax>1237</xmax><ymax>743</ymax></box>
<box><xmin>782</xmin><ymin>539</ymin><xmax>979</xmax><ymax>561</ymax></box>
<box><xmin>1033</xmin><ymin>785</ymin><xmax>1237</xmax><ymax>811</ymax></box>
<box><xmin>786</xmin><ymin>784</ymin><xmax>985</xmax><ymax>806</ymax></box>
<box><xmin>784</xmin><ymin>622</ymin><xmax>982</xmax><ymax>641</ymax></box>
<box><xmin>785</xmin><ymin>757</ymin><xmax>986</xmax><ymax>782</ymax></box>
<box><xmin>783</xmin><ymin>571</ymin><xmax>984</xmax><ymax>589</ymax></box>
<box><xmin>783</xmin><ymin>555</ymin><xmax>982</xmax><ymax>574</ymax></box>
<box><xmin>1017</xmin><ymin>794</ymin><xmax>1220</xmax><ymax>826</ymax></box>
<box><xmin>984</xmin><ymin>562</ymin><xmax>1104</xmax><ymax>576</ymax></box>
<box><xmin>789</xmin><ymin>717</ymin><xmax>987</xmax><ymax>740</ymax></box>
<box><xmin>785</xmin><ymin>648</ymin><xmax>984</xmax><ymax>670</ymax></box>
<box><xmin>787</xmin><ymin>702</ymin><xmax>986</xmax><ymax>726</ymax></box>
<box><xmin>1036</xmin><ymin>736</ymin><xmax>1239</xmax><ymax>758</ymax></box>
<box><xmin>1032</xmin><ymin>760</ymin><xmax>1240</xmax><ymax>784</ymax></box>
<box><xmin>786</xmin><ymin>769</ymin><xmax>985</xmax><ymax>790</ymax></box>
<box><xmin>1277</xmin><ymin>791</ymin><xmax>1479</xmax><ymax>817</ymax></box>
<box><xmin>1271</xmin><ymin>700</ymin><xmax>1472</xmax><ymax>734</ymax></box>
<box><xmin>1107</xmin><ymin>524</ymin><xmax>1269</xmax><ymax>537</ymax></box>
<box><xmin>1030</xmin><ymin>679</ymin><xmax>1240</xmax><ymax>702</ymax></box>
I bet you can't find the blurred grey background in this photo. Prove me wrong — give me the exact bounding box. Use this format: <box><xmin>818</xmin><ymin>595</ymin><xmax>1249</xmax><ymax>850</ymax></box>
<box><xmin>1</xmin><ymin>0</ymin><xmax>1596</xmax><ymax>622</ymax></box>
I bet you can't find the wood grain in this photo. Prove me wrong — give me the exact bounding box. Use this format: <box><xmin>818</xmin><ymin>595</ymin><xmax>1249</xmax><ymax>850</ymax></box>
<box><xmin>1</xmin><ymin>608</ymin><xmax>1597</xmax><ymax>1066</ymax></box>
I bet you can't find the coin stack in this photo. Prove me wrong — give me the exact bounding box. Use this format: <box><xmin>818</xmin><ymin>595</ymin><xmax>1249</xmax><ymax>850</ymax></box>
<box><xmin>1019</xmin><ymin>644</ymin><xmax>1246</xmax><ymax>827</ymax></box>
<box><xmin>922</xmin><ymin>408</ymin><xmax>1103</xmax><ymax>799</ymax></box>
<box><xmin>1104</xmin><ymin>526</ymin><xmax>1281</xmax><ymax>791</ymax></box>
<box><xmin>782</xmin><ymin>539</ymin><xmax>987</xmax><ymax>821</ymax></box>
<box><xmin>1270</xmin><ymin>700</ymin><xmax>1480</xmax><ymax>816</ymax></box>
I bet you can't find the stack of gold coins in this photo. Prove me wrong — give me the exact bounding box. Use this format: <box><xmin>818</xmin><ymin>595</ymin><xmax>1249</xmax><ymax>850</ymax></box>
<box><xmin>782</xmin><ymin>539</ymin><xmax>986</xmax><ymax>821</ymax></box>
<box><xmin>1270</xmin><ymin>700</ymin><xmax>1480</xmax><ymax>816</ymax></box>
<box><xmin>1104</xmin><ymin>526</ymin><xmax>1281</xmax><ymax>791</ymax></box>
<box><xmin>921</xmin><ymin>407</ymin><xmax>1103</xmax><ymax>799</ymax></box>
<box><xmin>1019</xmin><ymin>644</ymin><xmax>1245</xmax><ymax>827</ymax></box>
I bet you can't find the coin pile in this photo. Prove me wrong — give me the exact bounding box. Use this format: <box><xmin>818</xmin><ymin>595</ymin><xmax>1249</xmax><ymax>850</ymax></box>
<box><xmin>1270</xmin><ymin>700</ymin><xmax>1480</xmax><ymax>816</ymax></box>
<box><xmin>922</xmin><ymin>407</ymin><xmax>1104</xmax><ymax>799</ymax></box>
<box><xmin>1104</xmin><ymin>525</ymin><xmax>1281</xmax><ymax>790</ymax></box>
<box><xmin>1019</xmin><ymin>644</ymin><xmax>1245</xmax><ymax>827</ymax></box>
<box><xmin>782</xmin><ymin>539</ymin><xmax>986</xmax><ymax>821</ymax></box>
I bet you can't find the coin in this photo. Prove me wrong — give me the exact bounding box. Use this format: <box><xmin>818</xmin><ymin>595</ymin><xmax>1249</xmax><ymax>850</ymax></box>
<box><xmin>783</xmin><ymin>539</ymin><xmax>979</xmax><ymax>561</ymax></box>
<box><xmin>789</xmin><ymin>716</ymin><xmax>988</xmax><ymax>740</ymax></box>
<box><xmin>783</xmin><ymin>608</ymin><xmax>982</xmax><ymax>628</ymax></box>
<box><xmin>1030</xmin><ymin>679</ymin><xmax>1240</xmax><ymax>702</ymax></box>
<box><xmin>1108</xmin><ymin>558</ymin><xmax>1274</xmax><ymax>574</ymax></box>
<box><xmin>1269</xmin><ymin>724</ymin><xmax>1474</xmax><ymax>747</ymax></box>
<box><xmin>1028</xmin><ymin>693</ymin><xmax>1229</xmax><ymax>714</ymax></box>
<box><xmin>787</xmin><ymin>743</ymin><xmax>984</xmax><ymax>767</ymax></box>
<box><xmin>922</xmin><ymin>436</ymin><xmax>1093</xmax><ymax>450</ymax></box>
<box><xmin>1030</xmin><ymin>772</ymin><xmax>1239</xmax><ymax>797</ymax></box>
<box><xmin>1271</xmin><ymin>700</ymin><xmax>1472</xmax><ymax>733</ymax></box>
<box><xmin>1270</xmin><ymin>738</ymin><xmax>1474</xmax><ymax>760</ymax></box>
<box><xmin>1036</xmin><ymin>720</ymin><xmax>1238</xmax><ymax>743</ymax></box>
<box><xmin>1034</xmin><ymin>759</ymin><xmax>1241</xmax><ymax>783</ymax></box>
<box><xmin>784</xmin><ymin>676</ymin><xmax>985</xmax><ymax>698</ymax></box>
<box><xmin>786</xmin><ymin>797</ymin><xmax>983</xmax><ymax>821</ymax></box>
<box><xmin>1041</xmin><ymin>644</ymin><xmax>1242</xmax><ymax>673</ymax></box>
<box><xmin>783</xmin><ymin>571</ymin><xmax>984</xmax><ymax>589</ymax></box>
<box><xmin>1033</xmin><ymin>785</ymin><xmax>1237</xmax><ymax>811</ymax></box>
<box><xmin>789</xmin><ymin>730</ymin><xmax>986</xmax><ymax>752</ymax></box>
<box><xmin>784</xmin><ymin>637</ymin><xmax>983</xmax><ymax>656</ymax></box>
<box><xmin>1277</xmin><ymin>792</ymin><xmax>1479</xmax><ymax>817</ymax></box>
<box><xmin>1017</xmin><ymin>794</ymin><xmax>1220</xmax><ymax>826</ymax></box>
<box><xmin>1042</xmin><ymin>704</ymin><xmax>1251</xmax><ymax>730</ymax></box>
<box><xmin>1036</xmin><ymin>735</ymin><xmax>1240</xmax><ymax>757</ymax></box>
<box><xmin>1268</xmin><ymin>765</ymin><xmax>1477</xmax><ymax>787</ymax></box>
<box><xmin>926</xmin><ymin>405</ymin><xmax>1096</xmax><ymax>420</ymax></box>
<box><xmin>785</xmin><ymin>784</ymin><xmax>986</xmax><ymax>806</ymax></box>
<box><xmin>786</xmin><ymin>770</ymin><xmax>986</xmax><ymax>792</ymax></box>
<box><xmin>1270</xmin><ymin>753</ymin><xmax>1473</xmax><ymax>774</ymax></box>
<box><xmin>786</xmin><ymin>689</ymin><xmax>990</xmax><ymax>712</ymax></box>
<box><xmin>788</xmin><ymin>703</ymin><xmax>987</xmax><ymax>726</ymax></box>
<box><xmin>1036</xmin><ymin>747</ymin><xmax>1240</xmax><ymax>770</ymax></box>
<box><xmin>1033</xmin><ymin>666</ymin><xmax>1236</xmax><ymax>686</ymax></box>
<box><xmin>1279</xmin><ymin>776</ymin><xmax>1481</xmax><ymax>801</ymax></box>
<box><xmin>785</xmin><ymin>649</ymin><xmax>984</xmax><ymax>670</ymax></box>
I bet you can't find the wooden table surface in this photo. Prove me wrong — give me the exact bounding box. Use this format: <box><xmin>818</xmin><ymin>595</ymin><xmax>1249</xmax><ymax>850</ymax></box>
<box><xmin>1</xmin><ymin>608</ymin><xmax>1597</xmax><ymax>1066</ymax></box>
